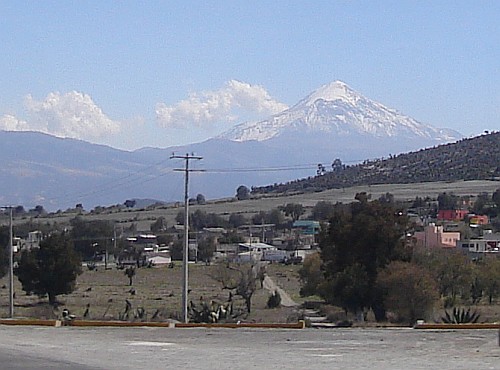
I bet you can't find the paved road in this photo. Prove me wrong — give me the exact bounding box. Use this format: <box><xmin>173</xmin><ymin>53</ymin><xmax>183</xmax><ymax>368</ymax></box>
<box><xmin>0</xmin><ymin>326</ymin><xmax>499</xmax><ymax>369</ymax></box>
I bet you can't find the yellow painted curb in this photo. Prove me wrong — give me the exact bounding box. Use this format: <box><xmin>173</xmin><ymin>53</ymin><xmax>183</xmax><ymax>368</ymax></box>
<box><xmin>414</xmin><ymin>323</ymin><xmax>500</xmax><ymax>330</ymax></box>
<box><xmin>0</xmin><ymin>319</ymin><xmax>58</xmax><ymax>326</ymax></box>
<box><xmin>175</xmin><ymin>321</ymin><xmax>306</xmax><ymax>329</ymax></box>
<box><xmin>0</xmin><ymin>319</ymin><xmax>306</xmax><ymax>329</ymax></box>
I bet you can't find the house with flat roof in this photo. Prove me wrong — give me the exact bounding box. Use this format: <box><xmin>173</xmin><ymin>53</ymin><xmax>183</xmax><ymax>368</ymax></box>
<box><xmin>413</xmin><ymin>224</ymin><xmax>460</xmax><ymax>249</ymax></box>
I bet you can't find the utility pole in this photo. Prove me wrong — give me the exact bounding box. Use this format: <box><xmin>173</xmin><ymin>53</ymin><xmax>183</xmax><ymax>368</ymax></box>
<box><xmin>8</xmin><ymin>207</ymin><xmax>14</xmax><ymax>318</ymax></box>
<box><xmin>171</xmin><ymin>153</ymin><xmax>203</xmax><ymax>323</ymax></box>
<box><xmin>1</xmin><ymin>206</ymin><xmax>14</xmax><ymax>318</ymax></box>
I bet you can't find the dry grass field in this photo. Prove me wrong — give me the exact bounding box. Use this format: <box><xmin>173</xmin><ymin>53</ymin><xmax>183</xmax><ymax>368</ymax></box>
<box><xmin>0</xmin><ymin>261</ymin><xmax>498</xmax><ymax>325</ymax></box>
<box><xmin>0</xmin><ymin>262</ymin><xmax>303</xmax><ymax>323</ymax></box>
<box><xmin>14</xmin><ymin>180</ymin><xmax>500</xmax><ymax>231</ymax></box>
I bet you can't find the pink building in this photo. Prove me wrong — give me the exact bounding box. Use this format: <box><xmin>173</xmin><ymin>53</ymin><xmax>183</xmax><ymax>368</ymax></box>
<box><xmin>414</xmin><ymin>224</ymin><xmax>460</xmax><ymax>249</ymax></box>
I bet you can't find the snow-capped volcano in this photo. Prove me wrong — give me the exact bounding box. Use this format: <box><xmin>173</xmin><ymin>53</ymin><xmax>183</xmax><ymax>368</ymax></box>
<box><xmin>219</xmin><ymin>81</ymin><xmax>461</xmax><ymax>143</ymax></box>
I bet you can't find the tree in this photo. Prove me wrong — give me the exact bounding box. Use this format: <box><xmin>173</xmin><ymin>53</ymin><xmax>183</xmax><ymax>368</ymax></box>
<box><xmin>211</xmin><ymin>264</ymin><xmax>261</xmax><ymax>313</ymax></box>
<box><xmin>196</xmin><ymin>193</ymin><xmax>206</xmax><ymax>205</ymax></box>
<box><xmin>70</xmin><ymin>217</ymin><xmax>114</xmax><ymax>260</ymax></box>
<box><xmin>15</xmin><ymin>232</ymin><xmax>82</xmax><ymax>305</ymax></box>
<box><xmin>236</xmin><ymin>185</ymin><xmax>250</xmax><ymax>200</ymax></box>
<box><xmin>476</xmin><ymin>257</ymin><xmax>500</xmax><ymax>304</ymax></box>
<box><xmin>0</xmin><ymin>226</ymin><xmax>11</xmax><ymax>279</ymax></box>
<box><xmin>311</xmin><ymin>201</ymin><xmax>336</xmax><ymax>221</ymax></box>
<box><xmin>124</xmin><ymin>199</ymin><xmax>136</xmax><ymax>208</ymax></box>
<box><xmin>281</xmin><ymin>203</ymin><xmax>305</xmax><ymax>222</ymax></box>
<box><xmin>29</xmin><ymin>205</ymin><xmax>46</xmax><ymax>216</ymax></box>
<box><xmin>376</xmin><ymin>261</ymin><xmax>439</xmax><ymax>325</ymax></box>
<box><xmin>170</xmin><ymin>237</ymin><xmax>184</xmax><ymax>261</ymax></box>
<box><xmin>472</xmin><ymin>192</ymin><xmax>490</xmax><ymax>215</ymax></box>
<box><xmin>492</xmin><ymin>188</ymin><xmax>500</xmax><ymax>208</ymax></box>
<box><xmin>331</xmin><ymin>158</ymin><xmax>344</xmax><ymax>172</ymax></box>
<box><xmin>320</xmin><ymin>263</ymin><xmax>370</xmax><ymax>319</ymax></box>
<box><xmin>228</xmin><ymin>213</ymin><xmax>246</xmax><ymax>228</ymax></box>
<box><xmin>414</xmin><ymin>248</ymin><xmax>474</xmax><ymax>306</ymax></box>
<box><xmin>13</xmin><ymin>205</ymin><xmax>25</xmax><ymax>216</ymax></box>
<box><xmin>125</xmin><ymin>266</ymin><xmax>136</xmax><ymax>286</ymax></box>
<box><xmin>298</xmin><ymin>252</ymin><xmax>324</xmax><ymax>297</ymax></box>
<box><xmin>378</xmin><ymin>192</ymin><xmax>395</xmax><ymax>204</ymax></box>
<box><xmin>150</xmin><ymin>217</ymin><xmax>167</xmax><ymax>233</ymax></box>
<box><xmin>197</xmin><ymin>236</ymin><xmax>216</xmax><ymax>263</ymax></box>
<box><xmin>319</xmin><ymin>198</ymin><xmax>410</xmax><ymax>319</ymax></box>
<box><xmin>437</xmin><ymin>192</ymin><xmax>458</xmax><ymax>210</ymax></box>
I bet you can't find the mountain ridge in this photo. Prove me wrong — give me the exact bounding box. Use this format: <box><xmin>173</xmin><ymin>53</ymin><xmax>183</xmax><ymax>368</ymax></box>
<box><xmin>219</xmin><ymin>81</ymin><xmax>461</xmax><ymax>142</ymax></box>
<box><xmin>252</xmin><ymin>132</ymin><xmax>500</xmax><ymax>195</ymax></box>
<box><xmin>0</xmin><ymin>81</ymin><xmax>468</xmax><ymax>210</ymax></box>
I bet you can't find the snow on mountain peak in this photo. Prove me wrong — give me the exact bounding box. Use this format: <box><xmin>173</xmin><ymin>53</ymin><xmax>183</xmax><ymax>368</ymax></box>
<box><xmin>301</xmin><ymin>80</ymin><xmax>359</xmax><ymax>106</ymax></box>
<box><xmin>218</xmin><ymin>81</ymin><xmax>462</xmax><ymax>143</ymax></box>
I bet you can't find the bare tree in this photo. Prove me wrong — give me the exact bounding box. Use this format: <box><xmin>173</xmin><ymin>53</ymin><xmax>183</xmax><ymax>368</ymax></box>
<box><xmin>211</xmin><ymin>264</ymin><xmax>262</xmax><ymax>313</ymax></box>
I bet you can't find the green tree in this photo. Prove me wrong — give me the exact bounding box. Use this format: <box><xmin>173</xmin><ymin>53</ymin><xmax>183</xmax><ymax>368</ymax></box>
<box><xmin>281</xmin><ymin>203</ymin><xmax>305</xmax><ymax>222</ymax></box>
<box><xmin>492</xmin><ymin>188</ymin><xmax>500</xmax><ymax>208</ymax></box>
<box><xmin>320</xmin><ymin>198</ymin><xmax>410</xmax><ymax>319</ymax></box>
<box><xmin>15</xmin><ymin>232</ymin><xmax>82</xmax><ymax>305</ymax></box>
<box><xmin>320</xmin><ymin>263</ymin><xmax>370</xmax><ymax>318</ymax></box>
<box><xmin>376</xmin><ymin>261</ymin><xmax>439</xmax><ymax>325</ymax></box>
<box><xmin>0</xmin><ymin>226</ymin><xmax>11</xmax><ymax>279</ymax></box>
<box><xmin>472</xmin><ymin>192</ymin><xmax>490</xmax><ymax>215</ymax></box>
<box><xmin>311</xmin><ymin>201</ymin><xmax>336</xmax><ymax>221</ymax></box>
<box><xmin>150</xmin><ymin>217</ymin><xmax>167</xmax><ymax>233</ymax></box>
<box><xmin>170</xmin><ymin>237</ymin><xmax>184</xmax><ymax>260</ymax></box>
<box><xmin>236</xmin><ymin>185</ymin><xmax>250</xmax><ymax>200</ymax></box>
<box><xmin>414</xmin><ymin>248</ymin><xmax>474</xmax><ymax>306</ymax></box>
<box><xmin>196</xmin><ymin>193</ymin><xmax>206</xmax><ymax>205</ymax></box>
<box><xmin>437</xmin><ymin>192</ymin><xmax>459</xmax><ymax>210</ymax></box>
<box><xmin>298</xmin><ymin>252</ymin><xmax>324</xmax><ymax>297</ymax></box>
<box><xmin>197</xmin><ymin>236</ymin><xmax>216</xmax><ymax>263</ymax></box>
<box><xmin>70</xmin><ymin>217</ymin><xmax>114</xmax><ymax>260</ymax></box>
<box><xmin>477</xmin><ymin>257</ymin><xmax>500</xmax><ymax>304</ymax></box>
<box><xmin>228</xmin><ymin>213</ymin><xmax>246</xmax><ymax>228</ymax></box>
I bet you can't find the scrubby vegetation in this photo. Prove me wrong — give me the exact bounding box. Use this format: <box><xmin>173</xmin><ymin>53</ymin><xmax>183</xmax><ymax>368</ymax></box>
<box><xmin>252</xmin><ymin>132</ymin><xmax>500</xmax><ymax>195</ymax></box>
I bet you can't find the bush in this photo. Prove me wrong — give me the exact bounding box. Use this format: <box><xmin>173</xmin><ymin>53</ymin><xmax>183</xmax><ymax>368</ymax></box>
<box><xmin>267</xmin><ymin>291</ymin><xmax>281</xmax><ymax>308</ymax></box>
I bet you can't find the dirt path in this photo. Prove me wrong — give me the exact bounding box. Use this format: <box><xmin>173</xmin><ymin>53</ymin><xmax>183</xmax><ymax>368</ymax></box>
<box><xmin>262</xmin><ymin>275</ymin><xmax>298</xmax><ymax>307</ymax></box>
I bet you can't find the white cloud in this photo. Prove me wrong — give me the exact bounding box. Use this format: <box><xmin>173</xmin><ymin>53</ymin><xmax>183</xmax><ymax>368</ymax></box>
<box><xmin>156</xmin><ymin>80</ymin><xmax>288</xmax><ymax>128</ymax></box>
<box><xmin>0</xmin><ymin>114</ymin><xmax>30</xmax><ymax>131</ymax></box>
<box><xmin>1</xmin><ymin>91</ymin><xmax>120</xmax><ymax>143</ymax></box>
<box><xmin>23</xmin><ymin>91</ymin><xmax>121</xmax><ymax>139</ymax></box>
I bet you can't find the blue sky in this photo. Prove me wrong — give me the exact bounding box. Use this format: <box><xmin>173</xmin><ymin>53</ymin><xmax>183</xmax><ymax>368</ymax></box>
<box><xmin>1</xmin><ymin>1</ymin><xmax>498</xmax><ymax>150</ymax></box>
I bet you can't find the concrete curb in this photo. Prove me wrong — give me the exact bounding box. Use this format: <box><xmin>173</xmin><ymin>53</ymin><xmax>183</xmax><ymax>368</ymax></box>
<box><xmin>0</xmin><ymin>319</ymin><xmax>306</xmax><ymax>329</ymax></box>
<box><xmin>414</xmin><ymin>323</ymin><xmax>500</xmax><ymax>330</ymax></box>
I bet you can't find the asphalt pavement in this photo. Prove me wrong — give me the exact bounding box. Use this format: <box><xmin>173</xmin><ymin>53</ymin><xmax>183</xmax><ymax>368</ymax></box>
<box><xmin>0</xmin><ymin>326</ymin><xmax>499</xmax><ymax>369</ymax></box>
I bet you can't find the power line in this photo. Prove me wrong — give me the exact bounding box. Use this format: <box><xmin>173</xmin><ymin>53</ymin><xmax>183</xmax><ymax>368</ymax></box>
<box><xmin>39</xmin><ymin>158</ymin><xmax>365</xmax><ymax>208</ymax></box>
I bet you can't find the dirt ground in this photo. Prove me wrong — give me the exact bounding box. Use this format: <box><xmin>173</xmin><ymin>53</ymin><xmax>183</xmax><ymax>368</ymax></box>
<box><xmin>0</xmin><ymin>263</ymin><xmax>303</xmax><ymax>323</ymax></box>
<box><xmin>1</xmin><ymin>262</ymin><xmax>498</xmax><ymax>325</ymax></box>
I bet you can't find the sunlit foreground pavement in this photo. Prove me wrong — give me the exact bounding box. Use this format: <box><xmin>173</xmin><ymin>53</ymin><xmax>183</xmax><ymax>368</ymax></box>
<box><xmin>0</xmin><ymin>326</ymin><xmax>498</xmax><ymax>369</ymax></box>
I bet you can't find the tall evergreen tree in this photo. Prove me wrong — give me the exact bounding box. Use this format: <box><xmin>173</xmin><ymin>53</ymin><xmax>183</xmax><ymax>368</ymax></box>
<box><xmin>15</xmin><ymin>232</ymin><xmax>82</xmax><ymax>305</ymax></box>
<box><xmin>319</xmin><ymin>197</ymin><xmax>410</xmax><ymax>319</ymax></box>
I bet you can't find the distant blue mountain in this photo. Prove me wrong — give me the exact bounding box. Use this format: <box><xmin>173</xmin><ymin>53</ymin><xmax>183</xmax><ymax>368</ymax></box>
<box><xmin>0</xmin><ymin>82</ymin><xmax>462</xmax><ymax>210</ymax></box>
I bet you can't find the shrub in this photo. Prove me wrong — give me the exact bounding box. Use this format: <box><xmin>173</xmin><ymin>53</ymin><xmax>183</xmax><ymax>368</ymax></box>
<box><xmin>267</xmin><ymin>291</ymin><xmax>281</xmax><ymax>308</ymax></box>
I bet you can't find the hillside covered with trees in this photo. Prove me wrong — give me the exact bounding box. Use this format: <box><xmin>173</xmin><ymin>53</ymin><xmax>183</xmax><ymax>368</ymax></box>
<box><xmin>252</xmin><ymin>132</ymin><xmax>500</xmax><ymax>195</ymax></box>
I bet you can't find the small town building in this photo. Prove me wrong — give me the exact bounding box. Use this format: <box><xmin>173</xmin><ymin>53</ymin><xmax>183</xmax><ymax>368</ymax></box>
<box><xmin>413</xmin><ymin>223</ymin><xmax>461</xmax><ymax>249</ymax></box>
<box><xmin>437</xmin><ymin>209</ymin><xmax>469</xmax><ymax>221</ymax></box>
<box><xmin>457</xmin><ymin>231</ymin><xmax>500</xmax><ymax>254</ymax></box>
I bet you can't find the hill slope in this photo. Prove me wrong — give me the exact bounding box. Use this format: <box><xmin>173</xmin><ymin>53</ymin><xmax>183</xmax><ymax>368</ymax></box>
<box><xmin>252</xmin><ymin>132</ymin><xmax>500</xmax><ymax>195</ymax></box>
